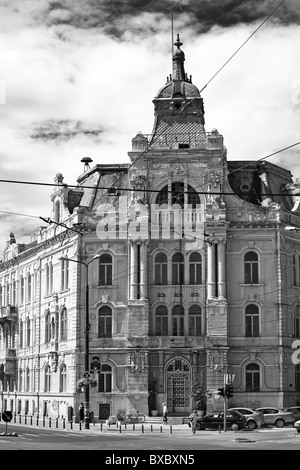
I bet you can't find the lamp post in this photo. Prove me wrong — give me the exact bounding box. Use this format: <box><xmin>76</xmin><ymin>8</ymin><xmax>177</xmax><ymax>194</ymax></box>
<box><xmin>60</xmin><ymin>254</ymin><xmax>100</xmax><ymax>429</ymax></box>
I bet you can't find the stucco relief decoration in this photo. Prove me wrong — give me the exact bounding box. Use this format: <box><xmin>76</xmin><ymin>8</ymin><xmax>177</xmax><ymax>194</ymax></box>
<box><xmin>156</xmin><ymin>289</ymin><xmax>166</xmax><ymax>300</ymax></box>
<box><xmin>131</xmin><ymin>175</ymin><xmax>147</xmax><ymax>189</ymax></box>
<box><xmin>208</xmin><ymin>350</ymin><xmax>226</xmax><ymax>373</ymax></box>
<box><xmin>171</xmin><ymin>165</ymin><xmax>185</xmax><ymax>181</ymax></box>
<box><xmin>190</xmin><ymin>289</ymin><xmax>200</xmax><ymax>298</ymax></box>
<box><xmin>34</xmin><ymin>357</ymin><xmax>40</xmax><ymax>370</ymax></box>
<box><xmin>48</xmin><ymin>351</ymin><xmax>58</xmax><ymax>372</ymax></box>
<box><xmin>101</xmin><ymin>295</ymin><xmax>109</xmax><ymax>303</ymax></box>
<box><xmin>127</xmin><ymin>347</ymin><xmax>147</xmax><ymax>373</ymax></box>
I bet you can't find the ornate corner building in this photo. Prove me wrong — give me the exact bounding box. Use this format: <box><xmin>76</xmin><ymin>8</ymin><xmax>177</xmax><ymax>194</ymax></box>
<box><xmin>0</xmin><ymin>35</ymin><xmax>300</xmax><ymax>420</ymax></box>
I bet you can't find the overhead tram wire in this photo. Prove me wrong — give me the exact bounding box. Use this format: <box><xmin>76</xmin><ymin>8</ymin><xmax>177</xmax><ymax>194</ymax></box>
<box><xmin>0</xmin><ymin>0</ymin><xmax>290</xmax><ymax>225</ymax></box>
<box><xmin>199</xmin><ymin>0</ymin><xmax>287</xmax><ymax>94</ymax></box>
<box><xmin>1</xmin><ymin>134</ymin><xmax>300</xmax><ymax>195</ymax></box>
<box><xmin>84</xmin><ymin>0</ymin><xmax>287</xmax><ymax>212</ymax></box>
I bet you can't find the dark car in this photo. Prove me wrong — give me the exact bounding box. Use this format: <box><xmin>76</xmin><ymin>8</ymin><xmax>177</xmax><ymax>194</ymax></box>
<box><xmin>190</xmin><ymin>409</ymin><xmax>247</xmax><ymax>431</ymax></box>
<box><xmin>228</xmin><ymin>407</ymin><xmax>265</xmax><ymax>429</ymax></box>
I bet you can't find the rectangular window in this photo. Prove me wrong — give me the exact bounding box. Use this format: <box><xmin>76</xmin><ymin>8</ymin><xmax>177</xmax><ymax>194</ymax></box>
<box><xmin>99</xmin><ymin>264</ymin><xmax>112</xmax><ymax>285</ymax></box>
<box><xmin>245</xmin><ymin>315</ymin><xmax>259</xmax><ymax>337</ymax></box>
<box><xmin>99</xmin><ymin>316</ymin><xmax>112</xmax><ymax>338</ymax></box>
<box><xmin>99</xmin><ymin>373</ymin><xmax>112</xmax><ymax>392</ymax></box>
<box><xmin>155</xmin><ymin>316</ymin><xmax>168</xmax><ymax>336</ymax></box>
<box><xmin>189</xmin><ymin>316</ymin><xmax>201</xmax><ymax>336</ymax></box>
<box><xmin>172</xmin><ymin>317</ymin><xmax>184</xmax><ymax>336</ymax></box>
<box><xmin>155</xmin><ymin>264</ymin><xmax>167</xmax><ymax>285</ymax></box>
<box><xmin>245</xmin><ymin>262</ymin><xmax>258</xmax><ymax>284</ymax></box>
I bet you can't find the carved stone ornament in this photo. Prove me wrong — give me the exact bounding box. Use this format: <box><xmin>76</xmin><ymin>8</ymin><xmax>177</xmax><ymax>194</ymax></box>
<box><xmin>48</xmin><ymin>351</ymin><xmax>58</xmax><ymax>372</ymax></box>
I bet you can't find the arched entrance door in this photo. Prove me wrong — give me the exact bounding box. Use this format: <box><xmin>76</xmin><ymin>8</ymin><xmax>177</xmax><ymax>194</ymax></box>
<box><xmin>166</xmin><ymin>358</ymin><xmax>191</xmax><ymax>413</ymax></box>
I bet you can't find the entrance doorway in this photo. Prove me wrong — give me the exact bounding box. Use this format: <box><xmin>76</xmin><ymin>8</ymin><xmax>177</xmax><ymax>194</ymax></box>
<box><xmin>166</xmin><ymin>358</ymin><xmax>191</xmax><ymax>413</ymax></box>
<box><xmin>99</xmin><ymin>403</ymin><xmax>110</xmax><ymax>420</ymax></box>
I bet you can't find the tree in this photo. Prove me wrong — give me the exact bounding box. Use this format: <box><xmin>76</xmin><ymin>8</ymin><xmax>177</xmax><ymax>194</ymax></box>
<box><xmin>191</xmin><ymin>379</ymin><xmax>207</xmax><ymax>412</ymax></box>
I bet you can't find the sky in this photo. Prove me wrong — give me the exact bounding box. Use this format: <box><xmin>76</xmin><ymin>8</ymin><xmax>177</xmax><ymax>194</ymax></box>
<box><xmin>0</xmin><ymin>0</ymin><xmax>299</xmax><ymax>253</ymax></box>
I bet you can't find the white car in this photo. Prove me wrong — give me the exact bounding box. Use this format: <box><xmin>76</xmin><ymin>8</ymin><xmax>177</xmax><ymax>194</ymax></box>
<box><xmin>255</xmin><ymin>407</ymin><xmax>295</xmax><ymax>428</ymax></box>
<box><xmin>294</xmin><ymin>420</ymin><xmax>300</xmax><ymax>433</ymax></box>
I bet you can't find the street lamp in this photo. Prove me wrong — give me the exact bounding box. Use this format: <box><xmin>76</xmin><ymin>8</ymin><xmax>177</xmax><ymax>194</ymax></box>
<box><xmin>60</xmin><ymin>254</ymin><xmax>100</xmax><ymax>429</ymax></box>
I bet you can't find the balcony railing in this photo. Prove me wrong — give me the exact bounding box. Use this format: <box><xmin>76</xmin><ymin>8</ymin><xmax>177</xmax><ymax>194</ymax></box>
<box><xmin>131</xmin><ymin>131</ymin><xmax>224</xmax><ymax>151</ymax></box>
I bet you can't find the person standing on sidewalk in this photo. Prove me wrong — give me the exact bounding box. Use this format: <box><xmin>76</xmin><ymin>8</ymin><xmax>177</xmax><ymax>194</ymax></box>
<box><xmin>162</xmin><ymin>403</ymin><xmax>168</xmax><ymax>424</ymax></box>
<box><xmin>190</xmin><ymin>410</ymin><xmax>198</xmax><ymax>434</ymax></box>
<box><xmin>79</xmin><ymin>403</ymin><xmax>84</xmax><ymax>423</ymax></box>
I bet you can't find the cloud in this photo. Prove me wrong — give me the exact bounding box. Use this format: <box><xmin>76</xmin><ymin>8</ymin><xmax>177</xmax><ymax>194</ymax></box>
<box><xmin>0</xmin><ymin>0</ymin><xmax>299</xmax><ymax>253</ymax></box>
<box><xmin>30</xmin><ymin>120</ymin><xmax>104</xmax><ymax>142</ymax></box>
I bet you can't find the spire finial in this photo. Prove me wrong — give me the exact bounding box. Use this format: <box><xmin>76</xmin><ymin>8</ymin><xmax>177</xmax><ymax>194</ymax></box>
<box><xmin>172</xmin><ymin>33</ymin><xmax>185</xmax><ymax>81</ymax></box>
<box><xmin>174</xmin><ymin>33</ymin><xmax>182</xmax><ymax>49</ymax></box>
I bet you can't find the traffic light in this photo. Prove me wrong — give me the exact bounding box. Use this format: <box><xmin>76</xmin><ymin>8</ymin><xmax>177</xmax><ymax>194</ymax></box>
<box><xmin>225</xmin><ymin>385</ymin><xmax>234</xmax><ymax>398</ymax></box>
<box><xmin>218</xmin><ymin>387</ymin><xmax>225</xmax><ymax>397</ymax></box>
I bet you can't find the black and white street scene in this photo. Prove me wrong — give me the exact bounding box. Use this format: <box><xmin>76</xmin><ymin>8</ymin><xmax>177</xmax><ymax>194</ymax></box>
<box><xmin>0</xmin><ymin>0</ymin><xmax>300</xmax><ymax>460</ymax></box>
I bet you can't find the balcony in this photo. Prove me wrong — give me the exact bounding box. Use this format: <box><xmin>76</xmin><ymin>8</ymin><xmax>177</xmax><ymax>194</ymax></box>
<box><xmin>0</xmin><ymin>306</ymin><xmax>18</xmax><ymax>322</ymax></box>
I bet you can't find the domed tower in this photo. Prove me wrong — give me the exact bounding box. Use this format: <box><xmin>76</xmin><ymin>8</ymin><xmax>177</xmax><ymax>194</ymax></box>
<box><xmin>150</xmin><ymin>33</ymin><xmax>207</xmax><ymax>150</ymax></box>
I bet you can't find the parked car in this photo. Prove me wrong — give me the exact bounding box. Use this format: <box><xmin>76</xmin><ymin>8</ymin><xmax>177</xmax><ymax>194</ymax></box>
<box><xmin>255</xmin><ymin>407</ymin><xmax>296</xmax><ymax>427</ymax></box>
<box><xmin>228</xmin><ymin>407</ymin><xmax>265</xmax><ymax>429</ymax></box>
<box><xmin>283</xmin><ymin>406</ymin><xmax>300</xmax><ymax>421</ymax></box>
<box><xmin>105</xmin><ymin>416</ymin><xmax>118</xmax><ymax>425</ymax></box>
<box><xmin>294</xmin><ymin>419</ymin><xmax>300</xmax><ymax>433</ymax></box>
<box><xmin>188</xmin><ymin>409</ymin><xmax>247</xmax><ymax>431</ymax></box>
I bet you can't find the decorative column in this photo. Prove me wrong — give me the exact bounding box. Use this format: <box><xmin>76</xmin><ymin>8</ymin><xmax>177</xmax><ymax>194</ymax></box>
<box><xmin>130</xmin><ymin>241</ymin><xmax>138</xmax><ymax>300</ymax></box>
<box><xmin>139</xmin><ymin>241</ymin><xmax>148</xmax><ymax>300</ymax></box>
<box><xmin>207</xmin><ymin>242</ymin><xmax>216</xmax><ymax>298</ymax></box>
<box><xmin>217</xmin><ymin>240</ymin><xmax>226</xmax><ymax>298</ymax></box>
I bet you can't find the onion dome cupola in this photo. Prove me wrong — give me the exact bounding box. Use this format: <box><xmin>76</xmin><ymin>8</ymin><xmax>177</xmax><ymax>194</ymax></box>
<box><xmin>150</xmin><ymin>34</ymin><xmax>207</xmax><ymax>150</ymax></box>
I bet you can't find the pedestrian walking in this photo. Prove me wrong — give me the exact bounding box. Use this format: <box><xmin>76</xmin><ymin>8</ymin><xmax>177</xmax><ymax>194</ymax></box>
<box><xmin>190</xmin><ymin>410</ymin><xmax>198</xmax><ymax>434</ymax></box>
<box><xmin>162</xmin><ymin>403</ymin><xmax>168</xmax><ymax>424</ymax></box>
<box><xmin>79</xmin><ymin>402</ymin><xmax>84</xmax><ymax>423</ymax></box>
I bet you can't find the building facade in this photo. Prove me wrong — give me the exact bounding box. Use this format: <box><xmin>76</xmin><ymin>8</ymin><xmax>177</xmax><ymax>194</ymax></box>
<box><xmin>1</xmin><ymin>35</ymin><xmax>300</xmax><ymax>421</ymax></box>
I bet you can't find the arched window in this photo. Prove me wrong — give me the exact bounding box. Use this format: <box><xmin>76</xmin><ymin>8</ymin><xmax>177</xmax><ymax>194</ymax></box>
<box><xmin>244</xmin><ymin>251</ymin><xmax>259</xmax><ymax>284</ymax></box>
<box><xmin>155</xmin><ymin>183</ymin><xmax>200</xmax><ymax>208</ymax></box>
<box><xmin>59</xmin><ymin>363</ymin><xmax>67</xmax><ymax>392</ymax></box>
<box><xmin>11</xmin><ymin>324</ymin><xmax>15</xmax><ymax>348</ymax></box>
<box><xmin>45</xmin><ymin>311</ymin><xmax>51</xmax><ymax>343</ymax></box>
<box><xmin>26</xmin><ymin>318</ymin><xmax>31</xmax><ymax>346</ymax></box>
<box><xmin>293</xmin><ymin>253</ymin><xmax>297</xmax><ymax>286</ymax></box>
<box><xmin>61</xmin><ymin>258</ymin><xmax>69</xmax><ymax>290</ymax></box>
<box><xmin>99</xmin><ymin>254</ymin><xmax>112</xmax><ymax>285</ymax></box>
<box><xmin>5</xmin><ymin>277</ymin><xmax>9</xmax><ymax>305</ymax></box>
<box><xmin>245</xmin><ymin>304</ymin><xmax>259</xmax><ymax>337</ymax></box>
<box><xmin>98</xmin><ymin>306</ymin><xmax>112</xmax><ymax>338</ymax></box>
<box><xmin>46</xmin><ymin>262</ymin><xmax>53</xmax><ymax>295</ymax></box>
<box><xmin>155</xmin><ymin>305</ymin><xmax>168</xmax><ymax>336</ymax></box>
<box><xmin>189</xmin><ymin>252</ymin><xmax>202</xmax><ymax>284</ymax></box>
<box><xmin>99</xmin><ymin>364</ymin><xmax>112</xmax><ymax>392</ymax></box>
<box><xmin>245</xmin><ymin>363</ymin><xmax>260</xmax><ymax>392</ymax></box>
<box><xmin>11</xmin><ymin>279</ymin><xmax>16</xmax><ymax>305</ymax></box>
<box><xmin>19</xmin><ymin>321</ymin><xmax>23</xmax><ymax>348</ymax></box>
<box><xmin>188</xmin><ymin>305</ymin><xmax>202</xmax><ymax>336</ymax></box>
<box><xmin>172</xmin><ymin>305</ymin><xmax>184</xmax><ymax>336</ymax></box>
<box><xmin>294</xmin><ymin>305</ymin><xmax>300</xmax><ymax>338</ymax></box>
<box><xmin>19</xmin><ymin>368</ymin><xmax>23</xmax><ymax>392</ymax></box>
<box><xmin>172</xmin><ymin>253</ymin><xmax>184</xmax><ymax>285</ymax></box>
<box><xmin>155</xmin><ymin>253</ymin><xmax>168</xmax><ymax>285</ymax></box>
<box><xmin>20</xmin><ymin>276</ymin><xmax>25</xmax><ymax>304</ymax></box>
<box><xmin>25</xmin><ymin>367</ymin><xmax>30</xmax><ymax>392</ymax></box>
<box><xmin>45</xmin><ymin>365</ymin><xmax>51</xmax><ymax>392</ymax></box>
<box><xmin>60</xmin><ymin>307</ymin><xmax>67</xmax><ymax>341</ymax></box>
<box><xmin>27</xmin><ymin>273</ymin><xmax>32</xmax><ymax>303</ymax></box>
